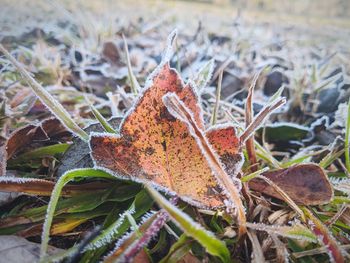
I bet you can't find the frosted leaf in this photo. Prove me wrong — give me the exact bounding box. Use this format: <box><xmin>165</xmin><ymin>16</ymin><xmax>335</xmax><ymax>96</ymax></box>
<box><xmin>246</xmin><ymin>222</ymin><xmax>318</xmax><ymax>243</ymax></box>
<box><xmin>193</xmin><ymin>59</ymin><xmax>215</xmax><ymax>90</ymax></box>
<box><xmin>162</xmin><ymin>93</ymin><xmax>246</xmax><ymax>235</ymax></box>
<box><xmin>162</xmin><ymin>93</ymin><xmax>243</xmax><ymax>192</ymax></box>
<box><xmin>163</xmin><ymin>29</ymin><xmax>177</xmax><ymax>64</ymax></box>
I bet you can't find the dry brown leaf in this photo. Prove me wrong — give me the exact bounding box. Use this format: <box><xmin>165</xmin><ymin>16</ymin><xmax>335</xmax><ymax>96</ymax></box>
<box><xmin>249</xmin><ymin>164</ymin><xmax>333</xmax><ymax>205</ymax></box>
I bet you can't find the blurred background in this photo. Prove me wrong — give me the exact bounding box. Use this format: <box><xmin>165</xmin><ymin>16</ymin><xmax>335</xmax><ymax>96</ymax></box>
<box><xmin>1</xmin><ymin>0</ymin><xmax>349</xmax><ymax>42</ymax></box>
<box><xmin>0</xmin><ymin>0</ymin><xmax>349</xmax><ymax>127</ymax></box>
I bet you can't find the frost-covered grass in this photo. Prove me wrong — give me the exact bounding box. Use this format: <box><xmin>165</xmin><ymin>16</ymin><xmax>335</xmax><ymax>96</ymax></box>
<box><xmin>0</xmin><ymin>1</ymin><xmax>349</xmax><ymax>262</ymax></box>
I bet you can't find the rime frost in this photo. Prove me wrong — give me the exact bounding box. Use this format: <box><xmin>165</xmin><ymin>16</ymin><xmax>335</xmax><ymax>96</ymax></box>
<box><xmin>104</xmin><ymin>211</ymin><xmax>168</xmax><ymax>263</ymax></box>
<box><xmin>85</xmin><ymin>208</ymin><xmax>136</xmax><ymax>250</ymax></box>
<box><xmin>330</xmin><ymin>177</ymin><xmax>350</xmax><ymax>196</ymax></box>
<box><xmin>163</xmin><ymin>93</ymin><xmax>243</xmax><ymax>195</ymax></box>
<box><xmin>246</xmin><ymin>222</ymin><xmax>317</xmax><ymax>243</ymax></box>
<box><xmin>0</xmin><ymin>176</ymin><xmax>48</xmax><ymax>184</ymax></box>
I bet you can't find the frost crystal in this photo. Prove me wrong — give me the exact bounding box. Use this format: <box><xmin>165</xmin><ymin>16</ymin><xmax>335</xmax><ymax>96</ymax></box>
<box><xmin>104</xmin><ymin>211</ymin><xmax>168</xmax><ymax>263</ymax></box>
<box><xmin>0</xmin><ymin>176</ymin><xmax>48</xmax><ymax>184</ymax></box>
<box><xmin>85</xmin><ymin>208</ymin><xmax>135</xmax><ymax>250</ymax></box>
<box><xmin>330</xmin><ymin>177</ymin><xmax>350</xmax><ymax>196</ymax></box>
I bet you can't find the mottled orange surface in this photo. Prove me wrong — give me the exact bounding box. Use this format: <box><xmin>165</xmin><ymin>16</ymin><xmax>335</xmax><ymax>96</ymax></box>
<box><xmin>207</xmin><ymin>126</ymin><xmax>242</xmax><ymax>178</ymax></box>
<box><xmin>90</xmin><ymin>63</ymin><xmax>242</xmax><ymax>208</ymax></box>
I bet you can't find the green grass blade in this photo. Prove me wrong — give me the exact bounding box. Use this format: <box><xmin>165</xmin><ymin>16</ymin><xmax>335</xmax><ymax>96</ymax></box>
<box><xmin>85</xmin><ymin>189</ymin><xmax>153</xmax><ymax>250</ymax></box>
<box><xmin>40</xmin><ymin>168</ymin><xmax>116</xmax><ymax>260</ymax></box>
<box><xmin>241</xmin><ymin>167</ymin><xmax>269</xmax><ymax>182</ymax></box>
<box><xmin>267</xmin><ymin>85</ymin><xmax>285</xmax><ymax>104</ymax></box>
<box><xmin>255</xmin><ymin>141</ymin><xmax>281</xmax><ymax>168</ymax></box>
<box><xmin>146</xmin><ymin>184</ymin><xmax>231</xmax><ymax>263</ymax></box>
<box><xmin>122</xmin><ymin>35</ymin><xmax>140</xmax><ymax>95</ymax></box>
<box><xmin>0</xmin><ymin>44</ymin><xmax>89</xmax><ymax>141</ymax></box>
<box><xmin>319</xmin><ymin>148</ymin><xmax>345</xmax><ymax>168</ymax></box>
<box><xmin>210</xmin><ymin>70</ymin><xmax>222</xmax><ymax>125</ymax></box>
<box><xmin>85</xmin><ymin>96</ymin><xmax>116</xmax><ymax>133</ymax></box>
<box><xmin>86</xmin><ymin>207</ymin><xmax>133</xmax><ymax>250</ymax></box>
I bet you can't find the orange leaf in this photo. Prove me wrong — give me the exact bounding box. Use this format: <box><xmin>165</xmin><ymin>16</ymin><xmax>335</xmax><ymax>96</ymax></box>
<box><xmin>90</xmin><ymin>63</ymin><xmax>240</xmax><ymax>208</ymax></box>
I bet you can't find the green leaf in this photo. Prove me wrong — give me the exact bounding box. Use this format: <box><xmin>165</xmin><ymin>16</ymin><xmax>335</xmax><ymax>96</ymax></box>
<box><xmin>194</xmin><ymin>59</ymin><xmax>214</xmax><ymax>90</ymax></box>
<box><xmin>15</xmin><ymin>182</ymin><xmax>136</xmax><ymax>222</ymax></box>
<box><xmin>146</xmin><ymin>184</ymin><xmax>231</xmax><ymax>263</ymax></box>
<box><xmin>8</xmin><ymin>143</ymin><xmax>70</xmax><ymax>165</ymax></box>
<box><xmin>80</xmin><ymin>190</ymin><xmax>153</xmax><ymax>262</ymax></box>
<box><xmin>107</xmin><ymin>184</ymin><xmax>141</xmax><ymax>202</ymax></box>
<box><xmin>259</xmin><ymin>123</ymin><xmax>309</xmax><ymax>142</ymax></box>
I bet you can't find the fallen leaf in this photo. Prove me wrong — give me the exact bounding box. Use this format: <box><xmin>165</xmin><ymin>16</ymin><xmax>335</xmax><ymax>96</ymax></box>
<box><xmin>0</xmin><ymin>118</ymin><xmax>69</xmax><ymax>175</ymax></box>
<box><xmin>102</xmin><ymin>41</ymin><xmax>121</xmax><ymax>65</ymax></box>
<box><xmin>249</xmin><ymin>164</ymin><xmax>333</xmax><ymax>205</ymax></box>
<box><xmin>6</xmin><ymin>118</ymin><xmax>68</xmax><ymax>160</ymax></box>
<box><xmin>0</xmin><ymin>235</ymin><xmax>63</xmax><ymax>263</ymax></box>
<box><xmin>0</xmin><ymin>176</ymin><xmax>110</xmax><ymax>197</ymax></box>
<box><xmin>90</xmin><ymin>62</ymin><xmax>243</xmax><ymax>208</ymax></box>
<box><xmin>263</xmin><ymin>71</ymin><xmax>289</xmax><ymax>96</ymax></box>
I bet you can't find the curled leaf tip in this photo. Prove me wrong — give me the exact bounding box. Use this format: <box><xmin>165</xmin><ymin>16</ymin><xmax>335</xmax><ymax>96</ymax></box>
<box><xmin>162</xmin><ymin>29</ymin><xmax>178</xmax><ymax>64</ymax></box>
